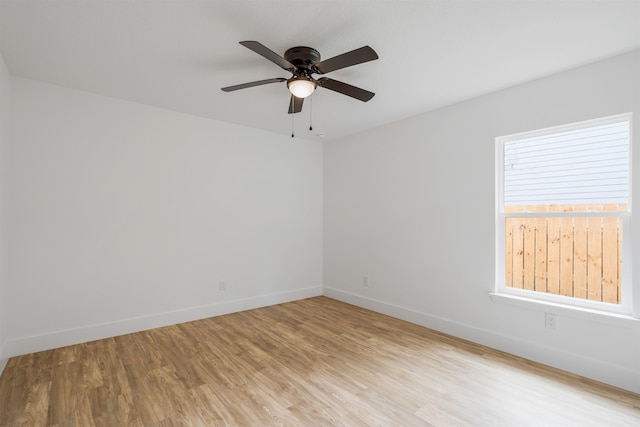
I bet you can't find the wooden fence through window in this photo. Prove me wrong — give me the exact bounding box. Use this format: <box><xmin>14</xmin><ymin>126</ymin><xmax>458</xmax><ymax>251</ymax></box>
<box><xmin>504</xmin><ymin>204</ymin><xmax>624</xmax><ymax>304</ymax></box>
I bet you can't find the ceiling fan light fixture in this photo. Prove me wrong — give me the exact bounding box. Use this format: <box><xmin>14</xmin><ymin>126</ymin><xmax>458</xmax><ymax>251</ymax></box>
<box><xmin>287</xmin><ymin>77</ymin><xmax>316</xmax><ymax>98</ymax></box>
<box><xmin>222</xmin><ymin>41</ymin><xmax>379</xmax><ymax>114</ymax></box>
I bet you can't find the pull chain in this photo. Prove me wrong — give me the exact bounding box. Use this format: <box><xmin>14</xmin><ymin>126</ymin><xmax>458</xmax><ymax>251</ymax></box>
<box><xmin>291</xmin><ymin>110</ymin><xmax>295</xmax><ymax>138</ymax></box>
<box><xmin>309</xmin><ymin>95</ymin><xmax>313</xmax><ymax>131</ymax></box>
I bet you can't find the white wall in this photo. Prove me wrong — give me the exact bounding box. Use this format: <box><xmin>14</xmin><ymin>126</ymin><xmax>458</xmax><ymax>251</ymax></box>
<box><xmin>6</xmin><ymin>78</ymin><xmax>323</xmax><ymax>356</ymax></box>
<box><xmin>324</xmin><ymin>50</ymin><xmax>640</xmax><ymax>393</ymax></box>
<box><xmin>0</xmin><ymin>52</ymin><xmax>10</xmax><ymax>371</ymax></box>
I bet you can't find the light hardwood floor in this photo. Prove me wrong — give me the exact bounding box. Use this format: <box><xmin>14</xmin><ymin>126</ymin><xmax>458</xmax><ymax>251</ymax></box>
<box><xmin>1</xmin><ymin>296</ymin><xmax>639</xmax><ymax>426</ymax></box>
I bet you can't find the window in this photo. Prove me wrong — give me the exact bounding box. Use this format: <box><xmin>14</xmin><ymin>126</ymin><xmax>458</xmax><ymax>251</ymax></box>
<box><xmin>496</xmin><ymin>114</ymin><xmax>632</xmax><ymax>314</ymax></box>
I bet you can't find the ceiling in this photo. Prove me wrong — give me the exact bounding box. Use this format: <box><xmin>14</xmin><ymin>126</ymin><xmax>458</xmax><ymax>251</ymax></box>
<box><xmin>1</xmin><ymin>1</ymin><xmax>639</xmax><ymax>141</ymax></box>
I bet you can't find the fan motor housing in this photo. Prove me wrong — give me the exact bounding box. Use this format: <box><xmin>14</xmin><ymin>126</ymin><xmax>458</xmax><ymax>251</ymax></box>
<box><xmin>284</xmin><ymin>46</ymin><xmax>321</xmax><ymax>70</ymax></box>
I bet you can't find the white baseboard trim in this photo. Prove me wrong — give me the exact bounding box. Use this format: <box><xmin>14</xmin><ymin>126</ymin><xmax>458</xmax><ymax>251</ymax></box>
<box><xmin>323</xmin><ymin>287</ymin><xmax>640</xmax><ymax>395</ymax></box>
<box><xmin>0</xmin><ymin>340</ymin><xmax>8</xmax><ymax>377</ymax></box>
<box><xmin>5</xmin><ymin>286</ymin><xmax>322</xmax><ymax>358</ymax></box>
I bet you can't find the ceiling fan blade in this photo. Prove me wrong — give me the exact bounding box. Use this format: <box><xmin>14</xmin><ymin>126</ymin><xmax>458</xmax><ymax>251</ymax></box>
<box><xmin>313</xmin><ymin>46</ymin><xmax>378</xmax><ymax>74</ymax></box>
<box><xmin>288</xmin><ymin>95</ymin><xmax>304</xmax><ymax>114</ymax></box>
<box><xmin>240</xmin><ymin>41</ymin><xmax>296</xmax><ymax>72</ymax></box>
<box><xmin>317</xmin><ymin>78</ymin><xmax>375</xmax><ymax>102</ymax></box>
<box><xmin>221</xmin><ymin>78</ymin><xmax>286</xmax><ymax>92</ymax></box>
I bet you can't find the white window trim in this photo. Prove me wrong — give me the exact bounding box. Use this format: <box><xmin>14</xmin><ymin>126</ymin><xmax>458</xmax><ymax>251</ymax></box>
<box><xmin>494</xmin><ymin>113</ymin><xmax>636</xmax><ymax>318</ymax></box>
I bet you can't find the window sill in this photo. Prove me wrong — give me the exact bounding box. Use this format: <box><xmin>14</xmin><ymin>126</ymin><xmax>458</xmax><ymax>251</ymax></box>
<box><xmin>488</xmin><ymin>292</ymin><xmax>640</xmax><ymax>329</ymax></box>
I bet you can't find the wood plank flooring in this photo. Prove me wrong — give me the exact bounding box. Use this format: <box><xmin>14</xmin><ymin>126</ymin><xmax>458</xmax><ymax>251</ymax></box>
<box><xmin>1</xmin><ymin>296</ymin><xmax>639</xmax><ymax>426</ymax></box>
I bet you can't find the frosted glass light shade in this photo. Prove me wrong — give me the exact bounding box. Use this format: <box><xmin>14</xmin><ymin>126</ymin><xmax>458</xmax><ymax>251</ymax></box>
<box><xmin>288</xmin><ymin>78</ymin><xmax>316</xmax><ymax>98</ymax></box>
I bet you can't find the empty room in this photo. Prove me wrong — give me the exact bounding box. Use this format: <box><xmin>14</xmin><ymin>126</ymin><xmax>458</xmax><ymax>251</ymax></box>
<box><xmin>0</xmin><ymin>0</ymin><xmax>639</xmax><ymax>425</ymax></box>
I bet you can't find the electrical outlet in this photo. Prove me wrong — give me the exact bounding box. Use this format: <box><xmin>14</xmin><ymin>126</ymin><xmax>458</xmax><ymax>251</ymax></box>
<box><xmin>362</xmin><ymin>276</ymin><xmax>369</xmax><ymax>287</ymax></box>
<box><xmin>219</xmin><ymin>281</ymin><xmax>226</xmax><ymax>291</ymax></box>
<box><xmin>545</xmin><ymin>313</ymin><xmax>557</xmax><ymax>330</ymax></box>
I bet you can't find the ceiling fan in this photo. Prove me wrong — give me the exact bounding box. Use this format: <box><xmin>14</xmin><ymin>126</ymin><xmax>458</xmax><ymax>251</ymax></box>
<box><xmin>221</xmin><ymin>41</ymin><xmax>379</xmax><ymax>114</ymax></box>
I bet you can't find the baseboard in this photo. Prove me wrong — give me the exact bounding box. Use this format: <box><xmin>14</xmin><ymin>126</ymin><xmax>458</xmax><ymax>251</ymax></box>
<box><xmin>323</xmin><ymin>287</ymin><xmax>640</xmax><ymax>395</ymax></box>
<box><xmin>5</xmin><ymin>286</ymin><xmax>323</xmax><ymax>358</ymax></box>
<box><xmin>0</xmin><ymin>340</ymin><xmax>7</xmax><ymax>377</ymax></box>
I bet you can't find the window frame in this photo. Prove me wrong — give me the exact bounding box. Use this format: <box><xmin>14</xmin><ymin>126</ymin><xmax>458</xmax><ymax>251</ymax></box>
<box><xmin>495</xmin><ymin>113</ymin><xmax>633</xmax><ymax>316</ymax></box>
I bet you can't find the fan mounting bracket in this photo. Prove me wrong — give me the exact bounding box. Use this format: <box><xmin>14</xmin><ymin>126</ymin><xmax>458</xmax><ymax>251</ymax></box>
<box><xmin>284</xmin><ymin>46</ymin><xmax>321</xmax><ymax>71</ymax></box>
